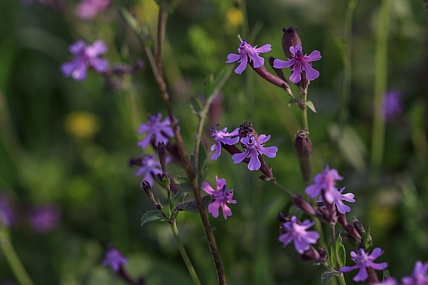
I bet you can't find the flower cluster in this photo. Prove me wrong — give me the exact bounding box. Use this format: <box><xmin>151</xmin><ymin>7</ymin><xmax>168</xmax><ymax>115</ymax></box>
<box><xmin>202</xmin><ymin>176</ymin><xmax>237</xmax><ymax>220</ymax></box>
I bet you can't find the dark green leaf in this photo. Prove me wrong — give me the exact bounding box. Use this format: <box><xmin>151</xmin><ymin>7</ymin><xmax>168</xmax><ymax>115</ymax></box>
<box><xmin>330</xmin><ymin>233</ymin><xmax>346</xmax><ymax>268</ymax></box>
<box><xmin>173</xmin><ymin>175</ymin><xmax>193</xmax><ymax>193</ymax></box>
<box><xmin>189</xmin><ymin>97</ymin><xmax>203</xmax><ymax>115</ymax></box>
<box><xmin>171</xmin><ymin>190</ymin><xmax>187</xmax><ymax>209</ymax></box>
<box><xmin>321</xmin><ymin>271</ymin><xmax>341</xmax><ymax>285</ymax></box>
<box><xmin>141</xmin><ymin>210</ymin><xmax>168</xmax><ymax>226</ymax></box>
<box><xmin>363</xmin><ymin>227</ymin><xmax>373</xmax><ymax>249</ymax></box>
<box><xmin>175</xmin><ymin>196</ymin><xmax>213</xmax><ymax>213</ymax></box>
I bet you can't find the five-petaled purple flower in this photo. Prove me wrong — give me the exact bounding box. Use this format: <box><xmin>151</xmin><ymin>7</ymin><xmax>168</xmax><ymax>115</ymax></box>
<box><xmin>136</xmin><ymin>113</ymin><xmax>176</xmax><ymax>150</ymax></box>
<box><xmin>383</xmin><ymin>90</ymin><xmax>403</xmax><ymax>121</ymax></box>
<box><xmin>29</xmin><ymin>204</ymin><xmax>61</xmax><ymax>233</ymax></box>
<box><xmin>135</xmin><ymin>154</ymin><xmax>169</xmax><ymax>186</ymax></box>
<box><xmin>75</xmin><ymin>0</ymin><xmax>110</xmax><ymax>20</ymax></box>
<box><xmin>232</xmin><ymin>133</ymin><xmax>278</xmax><ymax>171</ymax></box>
<box><xmin>305</xmin><ymin>164</ymin><xmax>343</xmax><ymax>204</ymax></box>
<box><xmin>210</xmin><ymin>125</ymin><xmax>239</xmax><ymax>160</ymax></box>
<box><xmin>61</xmin><ymin>40</ymin><xmax>109</xmax><ymax>81</ymax></box>
<box><xmin>202</xmin><ymin>176</ymin><xmax>237</xmax><ymax>220</ymax></box>
<box><xmin>278</xmin><ymin>216</ymin><xmax>319</xmax><ymax>254</ymax></box>
<box><xmin>102</xmin><ymin>247</ymin><xmax>128</xmax><ymax>272</ymax></box>
<box><xmin>402</xmin><ymin>260</ymin><xmax>428</xmax><ymax>285</ymax></box>
<box><xmin>226</xmin><ymin>35</ymin><xmax>271</xmax><ymax>74</ymax></box>
<box><xmin>340</xmin><ymin>247</ymin><xmax>388</xmax><ymax>282</ymax></box>
<box><xmin>317</xmin><ymin>187</ymin><xmax>355</xmax><ymax>214</ymax></box>
<box><xmin>273</xmin><ymin>45</ymin><xmax>322</xmax><ymax>84</ymax></box>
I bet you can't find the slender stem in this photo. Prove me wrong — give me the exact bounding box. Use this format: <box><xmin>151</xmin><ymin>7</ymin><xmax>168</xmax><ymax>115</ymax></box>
<box><xmin>146</xmin><ymin>6</ymin><xmax>228</xmax><ymax>284</ymax></box>
<box><xmin>330</xmin><ymin>225</ymin><xmax>340</xmax><ymax>270</ymax></box>
<box><xmin>337</xmin><ymin>272</ymin><xmax>347</xmax><ymax>285</ymax></box>
<box><xmin>170</xmin><ymin>220</ymin><xmax>202</xmax><ymax>285</ymax></box>
<box><xmin>370</xmin><ymin>0</ymin><xmax>392</xmax><ymax>173</ymax></box>
<box><xmin>271</xmin><ymin>180</ymin><xmax>293</xmax><ymax>196</ymax></box>
<box><xmin>0</xmin><ymin>227</ymin><xmax>35</xmax><ymax>285</ymax></box>
<box><xmin>301</xmin><ymin>88</ymin><xmax>309</xmax><ymax>131</ymax></box>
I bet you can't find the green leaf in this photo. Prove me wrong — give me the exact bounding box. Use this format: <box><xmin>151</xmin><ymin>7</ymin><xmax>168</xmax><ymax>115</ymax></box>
<box><xmin>305</xmin><ymin>100</ymin><xmax>317</xmax><ymax>113</ymax></box>
<box><xmin>119</xmin><ymin>8</ymin><xmax>140</xmax><ymax>34</ymax></box>
<box><xmin>321</xmin><ymin>271</ymin><xmax>341</xmax><ymax>285</ymax></box>
<box><xmin>204</xmin><ymin>65</ymin><xmax>233</xmax><ymax>98</ymax></box>
<box><xmin>175</xmin><ymin>196</ymin><xmax>213</xmax><ymax>213</ymax></box>
<box><xmin>363</xmin><ymin>227</ymin><xmax>373</xmax><ymax>249</ymax></box>
<box><xmin>189</xmin><ymin>97</ymin><xmax>203</xmax><ymax>116</ymax></box>
<box><xmin>140</xmin><ymin>210</ymin><xmax>168</xmax><ymax>226</ymax></box>
<box><xmin>330</xmin><ymin>233</ymin><xmax>346</xmax><ymax>268</ymax></box>
<box><xmin>172</xmin><ymin>175</ymin><xmax>193</xmax><ymax>193</ymax></box>
<box><xmin>171</xmin><ymin>190</ymin><xmax>187</xmax><ymax>209</ymax></box>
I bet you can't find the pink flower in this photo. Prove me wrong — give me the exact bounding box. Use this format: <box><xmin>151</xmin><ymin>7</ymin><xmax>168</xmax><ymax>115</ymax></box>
<box><xmin>401</xmin><ymin>260</ymin><xmax>428</xmax><ymax>285</ymax></box>
<box><xmin>317</xmin><ymin>187</ymin><xmax>355</xmax><ymax>214</ymax></box>
<box><xmin>273</xmin><ymin>45</ymin><xmax>322</xmax><ymax>84</ymax></box>
<box><xmin>61</xmin><ymin>40</ymin><xmax>109</xmax><ymax>81</ymax></box>
<box><xmin>226</xmin><ymin>35</ymin><xmax>271</xmax><ymax>74</ymax></box>
<box><xmin>232</xmin><ymin>133</ymin><xmax>278</xmax><ymax>171</ymax></box>
<box><xmin>75</xmin><ymin>0</ymin><xmax>109</xmax><ymax>20</ymax></box>
<box><xmin>202</xmin><ymin>176</ymin><xmax>236</xmax><ymax>220</ymax></box>
<box><xmin>340</xmin><ymin>248</ymin><xmax>388</xmax><ymax>282</ymax></box>
<box><xmin>278</xmin><ymin>216</ymin><xmax>319</xmax><ymax>254</ymax></box>
<box><xmin>102</xmin><ymin>247</ymin><xmax>128</xmax><ymax>272</ymax></box>
<box><xmin>305</xmin><ymin>164</ymin><xmax>343</xmax><ymax>203</ymax></box>
<box><xmin>136</xmin><ymin>113</ymin><xmax>176</xmax><ymax>150</ymax></box>
<box><xmin>210</xmin><ymin>125</ymin><xmax>239</xmax><ymax>160</ymax></box>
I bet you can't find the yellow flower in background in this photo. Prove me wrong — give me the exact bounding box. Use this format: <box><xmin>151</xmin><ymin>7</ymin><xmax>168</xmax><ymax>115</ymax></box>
<box><xmin>226</xmin><ymin>7</ymin><xmax>243</xmax><ymax>27</ymax></box>
<box><xmin>65</xmin><ymin>111</ymin><xmax>100</xmax><ymax>139</ymax></box>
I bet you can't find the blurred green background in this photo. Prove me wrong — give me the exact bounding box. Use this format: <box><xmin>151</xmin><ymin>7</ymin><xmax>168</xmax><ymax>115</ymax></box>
<box><xmin>0</xmin><ymin>0</ymin><xmax>427</xmax><ymax>284</ymax></box>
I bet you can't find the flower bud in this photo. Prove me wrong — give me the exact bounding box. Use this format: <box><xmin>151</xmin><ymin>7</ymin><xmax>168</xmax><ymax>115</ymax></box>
<box><xmin>282</xmin><ymin>26</ymin><xmax>301</xmax><ymax>59</ymax></box>
<box><xmin>353</xmin><ymin>218</ymin><xmax>366</xmax><ymax>236</ymax></box>
<box><xmin>141</xmin><ymin>180</ymin><xmax>161</xmax><ymax>210</ymax></box>
<box><xmin>337</xmin><ymin>212</ymin><xmax>348</xmax><ymax>228</ymax></box>
<box><xmin>157</xmin><ymin>141</ymin><xmax>168</xmax><ymax>175</ymax></box>
<box><xmin>292</xmin><ymin>194</ymin><xmax>316</xmax><ymax>216</ymax></box>
<box><xmin>299</xmin><ymin>246</ymin><xmax>320</xmax><ymax>262</ymax></box>
<box><xmin>294</xmin><ymin>130</ymin><xmax>312</xmax><ymax>184</ymax></box>
<box><xmin>345</xmin><ymin>224</ymin><xmax>362</xmax><ymax>245</ymax></box>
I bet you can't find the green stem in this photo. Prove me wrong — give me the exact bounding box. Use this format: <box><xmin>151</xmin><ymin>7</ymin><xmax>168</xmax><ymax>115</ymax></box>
<box><xmin>337</xmin><ymin>272</ymin><xmax>347</xmax><ymax>285</ymax></box>
<box><xmin>370</xmin><ymin>0</ymin><xmax>392</xmax><ymax>173</ymax></box>
<box><xmin>0</xmin><ymin>227</ymin><xmax>35</xmax><ymax>285</ymax></box>
<box><xmin>170</xmin><ymin>221</ymin><xmax>202</xmax><ymax>285</ymax></box>
<box><xmin>330</xmin><ymin>225</ymin><xmax>340</xmax><ymax>270</ymax></box>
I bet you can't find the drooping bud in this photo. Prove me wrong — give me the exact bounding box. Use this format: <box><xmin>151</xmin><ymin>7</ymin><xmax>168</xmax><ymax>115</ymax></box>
<box><xmin>292</xmin><ymin>194</ymin><xmax>316</xmax><ymax>216</ymax></box>
<box><xmin>141</xmin><ymin>180</ymin><xmax>161</xmax><ymax>210</ymax></box>
<box><xmin>282</xmin><ymin>26</ymin><xmax>301</xmax><ymax>59</ymax></box>
<box><xmin>337</xmin><ymin>212</ymin><xmax>348</xmax><ymax>228</ymax></box>
<box><xmin>294</xmin><ymin>130</ymin><xmax>312</xmax><ymax>184</ymax></box>
<box><xmin>345</xmin><ymin>224</ymin><xmax>362</xmax><ymax>246</ymax></box>
<box><xmin>353</xmin><ymin>218</ymin><xmax>366</xmax><ymax>236</ymax></box>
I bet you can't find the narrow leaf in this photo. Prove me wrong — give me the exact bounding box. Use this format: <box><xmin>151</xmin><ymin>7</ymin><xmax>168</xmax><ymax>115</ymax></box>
<box><xmin>173</xmin><ymin>175</ymin><xmax>193</xmax><ymax>193</ymax></box>
<box><xmin>330</xmin><ymin>233</ymin><xmax>346</xmax><ymax>268</ymax></box>
<box><xmin>175</xmin><ymin>196</ymin><xmax>213</xmax><ymax>213</ymax></box>
<box><xmin>141</xmin><ymin>210</ymin><xmax>168</xmax><ymax>226</ymax></box>
<box><xmin>305</xmin><ymin>100</ymin><xmax>317</xmax><ymax>113</ymax></box>
<box><xmin>189</xmin><ymin>97</ymin><xmax>203</xmax><ymax>115</ymax></box>
<box><xmin>171</xmin><ymin>190</ymin><xmax>187</xmax><ymax>209</ymax></box>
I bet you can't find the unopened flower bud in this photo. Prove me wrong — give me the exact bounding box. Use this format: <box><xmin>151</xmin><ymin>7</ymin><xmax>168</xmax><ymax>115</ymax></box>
<box><xmin>141</xmin><ymin>180</ymin><xmax>161</xmax><ymax>209</ymax></box>
<box><xmin>282</xmin><ymin>26</ymin><xmax>302</xmax><ymax>59</ymax></box>
<box><xmin>337</xmin><ymin>212</ymin><xmax>348</xmax><ymax>228</ymax></box>
<box><xmin>353</xmin><ymin>218</ymin><xmax>366</xmax><ymax>236</ymax></box>
<box><xmin>292</xmin><ymin>194</ymin><xmax>316</xmax><ymax>216</ymax></box>
<box><xmin>294</xmin><ymin>130</ymin><xmax>312</xmax><ymax>184</ymax></box>
<box><xmin>278</xmin><ymin>212</ymin><xmax>290</xmax><ymax>223</ymax></box>
<box><xmin>317</xmin><ymin>247</ymin><xmax>328</xmax><ymax>261</ymax></box>
<box><xmin>345</xmin><ymin>224</ymin><xmax>362</xmax><ymax>245</ymax></box>
<box><xmin>300</xmin><ymin>246</ymin><xmax>320</xmax><ymax>261</ymax></box>
<box><xmin>157</xmin><ymin>142</ymin><xmax>168</xmax><ymax>175</ymax></box>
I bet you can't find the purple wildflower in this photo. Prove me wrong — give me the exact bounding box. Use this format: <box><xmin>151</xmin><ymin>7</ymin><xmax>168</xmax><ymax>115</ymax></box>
<box><xmin>232</xmin><ymin>133</ymin><xmax>278</xmax><ymax>171</ymax></box>
<box><xmin>29</xmin><ymin>204</ymin><xmax>61</xmax><ymax>233</ymax></box>
<box><xmin>226</xmin><ymin>35</ymin><xmax>271</xmax><ymax>74</ymax></box>
<box><xmin>402</xmin><ymin>260</ymin><xmax>428</xmax><ymax>285</ymax></box>
<box><xmin>61</xmin><ymin>40</ymin><xmax>109</xmax><ymax>81</ymax></box>
<box><xmin>210</xmin><ymin>125</ymin><xmax>239</xmax><ymax>160</ymax></box>
<box><xmin>273</xmin><ymin>45</ymin><xmax>322</xmax><ymax>84</ymax></box>
<box><xmin>340</xmin><ymin>248</ymin><xmax>388</xmax><ymax>282</ymax></box>
<box><xmin>317</xmin><ymin>187</ymin><xmax>355</xmax><ymax>214</ymax></box>
<box><xmin>102</xmin><ymin>247</ymin><xmax>128</xmax><ymax>272</ymax></box>
<box><xmin>0</xmin><ymin>193</ymin><xmax>15</xmax><ymax>228</ymax></box>
<box><xmin>202</xmin><ymin>176</ymin><xmax>237</xmax><ymax>220</ymax></box>
<box><xmin>75</xmin><ymin>0</ymin><xmax>109</xmax><ymax>20</ymax></box>
<box><xmin>136</xmin><ymin>113</ymin><xmax>176</xmax><ymax>150</ymax></box>
<box><xmin>278</xmin><ymin>216</ymin><xmax>319</xmax><ymax>254</ymax></box>
<box><xmin>373</xmin><ymin>277</ymin><xmax>399</xmax><ymax>285</ymax></box>
<box><xmin>135</xmin><ymin>154</ymin><xmax>169</xmax><ymax>186</ymax></box>
<box><xmin>305</xmin><ymin>164</ymin><xmax>343</xmax><ymax>204</ymax></box>
<box><xmin>383</xmin><ymin>90</ymin><xmax>403</xmax><ymax>121</ymax></box>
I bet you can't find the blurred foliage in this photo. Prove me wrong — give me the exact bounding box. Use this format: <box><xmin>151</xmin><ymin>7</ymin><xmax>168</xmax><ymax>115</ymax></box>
<box><xmin>0</xmin><ymin>0</ymin><xmax>428</xmax><ymax>285</ymax></box>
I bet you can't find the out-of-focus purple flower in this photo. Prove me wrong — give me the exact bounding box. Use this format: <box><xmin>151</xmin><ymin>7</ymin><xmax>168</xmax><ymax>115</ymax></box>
<box><xmin>136</xmin><ymin>113</ymin><xmax>176</xmax><ymax>150</ymax></box>
<box><xmin>402</xmin><ymin>260</ymin><xmax>428</xmax><ymax>285</ymax></box>
<box><xmin>226</xmin><ymin>35</ymin><xmax>271</xmax><ymax>74</ymax></box>
<box><xmin>210</xmin><ymin>125</ymin><xmax>239</xmax><ymax>160</ymax></box>
<box><xmin>0</xmin><ymin>193</ymin><xmax>16</xmax><ymax>228</ymax></box>
<box><xmin>373</xmin><ymin>277</ymin><xmax>399</xmax><ymax>285</ymax></box>
<box><xmin>202</xmin><ymin>176</ymin><xmax>236</xmax><ymax>220</ymax></box>
<box><xmin>305</xmin><ymin>164</ymin><xmax>343</xmax><ymax>204</ymax></box>
<box><xmin>134</xmin><ymin>154</ymin><xmax>169</xmax><ymax>186</ymax></box>
<box><xmin>29</xmin><ymin>204</ymin><xmax>61</xmax><ymax>233</ymax></box>
<box><xmin>278</xmin><ymin>216</ymin><xmax>319</xmax><ymax>254</ymax></box>
<box><xmin>232</xmin><ymin>133</ymin><xmax>278</xmax><ymax>171</ymax></box>
<box><xmin>102</xmin><ymin>247</ymin><xmax>128</xmax><ymax>272</ymax></box>
<box><xmin>317</xmin><ymin>187</ymin><xmax>355</xmax><ymax>214</ymax></box>
<box><xmin>340</xmin><ymin>248</ymin><xmax>388</xmax><ymax>282</ymax></box>
<box><xmin>273</xmin><ymin>45</ymin><xmax>322</xmax><ymax>84</ymax></box>
<box><xmin>75</xmin><ymin>0</ymin><xmax>110</xmax><ymax>20</ymax></box>
<box><xmin>383</xmin><ymin>90</ymin><xmax>403</xmax><ymax>121</ymax></box>
<box><xmin>61</xmin><ymin>40</ymin><xmax>109</xmax><ymax>81</ymax></box>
